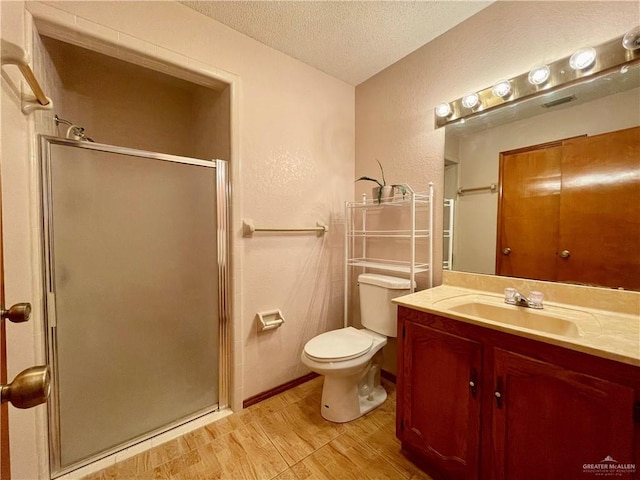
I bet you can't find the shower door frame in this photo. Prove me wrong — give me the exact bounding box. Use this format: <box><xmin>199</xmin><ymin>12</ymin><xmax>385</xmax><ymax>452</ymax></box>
<box><xmin>38</xmin><ymin>136</ymin><xmax>231</xmax><ymax>476</ymax></box>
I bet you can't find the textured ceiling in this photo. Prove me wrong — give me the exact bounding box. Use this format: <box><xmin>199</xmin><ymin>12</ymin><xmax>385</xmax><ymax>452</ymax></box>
<box><xmin>180</xmin><ymin>1</ymin><xmax>493</xmax><ymax>85</ymax></box>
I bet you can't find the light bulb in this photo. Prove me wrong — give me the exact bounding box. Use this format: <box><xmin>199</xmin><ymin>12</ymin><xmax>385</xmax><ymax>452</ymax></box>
<box><xmin>569</xmin><ymin>47</ymin><xmax>596</xmax><ymax>70</ymax></box>
<box><xmin>492</xmin><ymin>80</ymin><xmax>512</xmax><ymax>98</ymax></box>
<box><xmin>435</xmin><ymin>102</ymin><xmax>452</xmax><ymax>118</ymax></box>
<box><xmin>461</xmin><ymin>92</ymin><xmax>479</xmax><ymax>109</ymax></box>
<box><xmin>528</xmin><ymin>65</ymin><xmax>550</xmax><ymax>85</ymax></box>
<box><xmin>622</xmin><ymin>26</ymin><xmax>640</xmax><ymax>51</ymax></box>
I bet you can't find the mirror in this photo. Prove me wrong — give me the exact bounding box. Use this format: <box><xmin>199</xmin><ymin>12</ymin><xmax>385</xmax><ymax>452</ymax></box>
<box><xmin>444</xmin><ymin>61</ymin><xmax>640</xmax><ymax>290</ymax></box>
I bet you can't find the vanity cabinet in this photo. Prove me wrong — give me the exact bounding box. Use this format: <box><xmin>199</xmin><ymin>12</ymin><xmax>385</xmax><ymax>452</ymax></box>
<box><xmin>397</xmin><ymin>306</ymin><xmax>640</xmax><ymax>480</ymax></box>
<box><xmin>492</xmin><ymin>349</ymin><xmax>636</xmax><ymax>480</ymax></box>
<box><xmin>397</xmin><ymin>321</ymin><xmax>482</xmax><ymax>480</ymax></box>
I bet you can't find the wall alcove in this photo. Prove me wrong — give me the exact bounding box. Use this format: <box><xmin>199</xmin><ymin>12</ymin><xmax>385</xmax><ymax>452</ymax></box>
<box><xmin>38</xmin><ymin>35</ymin><xmax>231</xmax><ymax>162</ymax></box>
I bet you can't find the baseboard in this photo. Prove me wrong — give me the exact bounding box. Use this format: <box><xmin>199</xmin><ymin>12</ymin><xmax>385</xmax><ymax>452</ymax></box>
<box><xmin>381</xmin><ymin>369</ymin><xmax>396</xmax><ymax>384</ymax></box>
<box><xmin>242</xmin><ymin>372</ymin><xmax>319</xmax><ymax>408</ymax></box>
<box><xmin>243</xmin><ymin>369</ymin><xmax>395</xmax><ymax>409</ymax></box>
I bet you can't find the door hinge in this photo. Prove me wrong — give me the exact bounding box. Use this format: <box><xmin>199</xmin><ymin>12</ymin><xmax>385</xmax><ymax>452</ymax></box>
<box><xmin>400</xmin><ymin>418</ymin><xmax>404</xmax><ymax>430</ymax></box>
<box><xmin>634</xmin><ymin>402</ymin><xmax>640</xmax><ymax>424</ymax></box>
<box><xmin>47</xmin><ymin>291</ymin><xmax>57</xmax><ymax>328</ymax></box>
<box><xmin>402</xmin><ymin>325</ymin><xmax>405</xmax><ymax>340</ymax></box>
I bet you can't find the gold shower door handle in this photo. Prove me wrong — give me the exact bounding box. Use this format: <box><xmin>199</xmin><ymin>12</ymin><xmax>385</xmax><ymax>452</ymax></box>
<box><xmin>1</xmin><ymin>365</ymin><xmax>51</xmax><ymax>409</ymax></box>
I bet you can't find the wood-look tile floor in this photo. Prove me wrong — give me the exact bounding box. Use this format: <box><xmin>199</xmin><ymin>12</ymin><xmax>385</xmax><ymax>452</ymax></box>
<box><xmin>82</xmin><ymin>377</ymin><xmax>433</xmax><ymax>480</ymax></box>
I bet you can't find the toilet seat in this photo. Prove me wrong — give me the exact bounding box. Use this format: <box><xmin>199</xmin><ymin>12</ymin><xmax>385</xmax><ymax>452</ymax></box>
<box><xmin>303</xmin><ymin>327</ymin><xmax>373</xmax><ymax>362</ymax></box>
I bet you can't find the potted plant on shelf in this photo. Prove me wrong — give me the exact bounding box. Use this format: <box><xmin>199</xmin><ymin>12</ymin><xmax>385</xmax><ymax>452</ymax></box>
<box><xmin>356</xmin><ymin>160</ymin><xmax>407</xmax><ymax>204</ymax></box>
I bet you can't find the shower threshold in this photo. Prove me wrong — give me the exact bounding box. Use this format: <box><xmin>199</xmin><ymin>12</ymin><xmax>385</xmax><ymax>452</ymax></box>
<box><xmin>52</xmin><ymin>406</ymin><xmax>233</xmax><ymax>479</ymax></box>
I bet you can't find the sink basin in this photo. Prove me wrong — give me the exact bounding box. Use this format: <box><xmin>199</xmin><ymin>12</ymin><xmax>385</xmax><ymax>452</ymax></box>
<box><xmin>432</xmin><ymin>294</ymin><xmax>601</xmax><ymax>338</ymax></box>
<box><xmin>448</xmin><ymin>301</ymin><xmax>581</xmax><ymax>337</ymax></box>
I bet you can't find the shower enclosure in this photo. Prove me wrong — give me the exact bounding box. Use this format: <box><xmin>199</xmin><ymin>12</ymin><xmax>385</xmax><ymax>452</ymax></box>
<box><xmin>39</xmin><ymin>136</ymin><xmax>230</xmax><ymax>475</ymax></box>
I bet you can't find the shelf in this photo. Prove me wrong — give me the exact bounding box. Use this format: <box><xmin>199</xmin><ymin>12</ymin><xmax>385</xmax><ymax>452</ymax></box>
<box><xmin>348</xmin><ymin>229</ymin><xmax>430</xmax><ymax>239</ymax></box>
<box><xmin>347</xmin><ymin>193</ymin><xmax>431</xmax><ymax>209</ymax></box>
<box><xmin>344</xmin><ymin>184</ymin><xmax>434</xmax><ymax>326</ymax></box>
<box><xmin>347</xmin><ymin>258</ymin><xmax>430</xmax><ymax>274</ymax></box>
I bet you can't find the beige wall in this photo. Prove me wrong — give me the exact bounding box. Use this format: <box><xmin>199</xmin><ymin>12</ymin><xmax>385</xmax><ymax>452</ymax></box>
<box><xmin>1</xmin><ymin>1</ymin><xmax>354</xmax><ymax>477</ymax></box>
<box><xmin>356</xmin><ymin>0</ymin><xmax>639</xmax><ymax>280</ymax></box>
<box><xmin>355</xmin><ymin>1</ymin><xmax>639</xmax><ymax>374</ymax></box>
<box><xmin>453</xmin><ymin>87</ymin><xmax>640</xmax><ymax>274</ymax></box>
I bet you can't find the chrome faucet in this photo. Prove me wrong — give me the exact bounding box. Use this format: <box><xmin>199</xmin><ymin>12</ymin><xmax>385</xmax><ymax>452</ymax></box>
<box><xmin>504</xmin><ymin>288</ymin><xmax>544</xmax><ymax>309</ymax></box>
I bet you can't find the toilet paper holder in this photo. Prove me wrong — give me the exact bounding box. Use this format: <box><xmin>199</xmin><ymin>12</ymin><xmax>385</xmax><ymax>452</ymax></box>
<box><xmin>256</xmin><ymin>309</ymin><xmax>285</xmax><ymax>332</ymax></box>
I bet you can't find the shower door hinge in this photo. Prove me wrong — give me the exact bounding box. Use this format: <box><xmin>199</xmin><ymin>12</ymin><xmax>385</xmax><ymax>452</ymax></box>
<box><xmin>47</xmin><ymin>292</ymin><xmax>57</xmax><ymax>328</ymax></box>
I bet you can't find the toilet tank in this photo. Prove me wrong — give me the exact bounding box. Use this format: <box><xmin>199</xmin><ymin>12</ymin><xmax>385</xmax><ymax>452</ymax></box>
<box><xmin>358</xmin><ymin>273</ymin><xmax>414</xmax><ymax>338</ymax></box>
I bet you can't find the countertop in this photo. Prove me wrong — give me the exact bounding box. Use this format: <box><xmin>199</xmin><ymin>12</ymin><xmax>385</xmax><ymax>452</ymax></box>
<box><xmin>393</xmin><ymin>284</ymin><xmax>640</xmax><ymax>367</ymax></box>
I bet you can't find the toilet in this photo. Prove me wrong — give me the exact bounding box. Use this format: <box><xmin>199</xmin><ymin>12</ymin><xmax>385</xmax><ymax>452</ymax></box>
<box><xmin>301</xmin><ymin>273</ymin><xmax>413</xmax><ymax>423</ymax></box>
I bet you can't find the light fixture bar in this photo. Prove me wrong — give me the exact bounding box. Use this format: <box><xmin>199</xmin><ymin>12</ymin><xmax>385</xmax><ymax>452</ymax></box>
<box><xmin>434</xmin><ymin>32</ymin><xmax>640</xmax><ymax>128</ymax></box>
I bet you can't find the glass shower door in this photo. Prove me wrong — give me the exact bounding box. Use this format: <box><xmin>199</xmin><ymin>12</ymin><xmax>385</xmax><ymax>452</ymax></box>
<box><xmin>41</xmin><ymin>137</ymin><xmax>226</xmax><ymax>473</ymax></box>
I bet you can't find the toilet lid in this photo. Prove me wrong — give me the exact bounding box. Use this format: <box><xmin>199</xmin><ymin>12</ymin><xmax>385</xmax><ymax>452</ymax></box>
<box><xmin>304</xmin><ymin>327</ymin><xmax>373</xmax><ymax>362</ymax></box>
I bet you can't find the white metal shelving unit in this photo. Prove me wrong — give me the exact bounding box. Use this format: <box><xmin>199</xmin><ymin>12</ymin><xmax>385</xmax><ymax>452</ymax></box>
<box><xmin>344</xmin><ymin>183</ymin><xmax>433</xmax><ymax>326</ymax></box>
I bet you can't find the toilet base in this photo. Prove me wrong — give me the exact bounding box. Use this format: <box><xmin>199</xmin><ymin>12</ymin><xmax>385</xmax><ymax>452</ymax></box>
<box><xmin>320</xmin><ymin>375</ymin><xmax>387</xmax><ymax>423</ymax></box>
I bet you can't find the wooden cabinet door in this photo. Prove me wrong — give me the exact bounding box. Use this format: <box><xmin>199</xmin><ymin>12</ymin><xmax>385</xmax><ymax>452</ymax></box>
<box><xmin>559</xmin><ymin>127</ymin><xmax>640</xmax><ymax>290</ymax></box>
<box><xmin>398</xmin><ymin>320</ymin><xmax>482</xmax><ymax>480</ymax></box>
<box><xmin>496</xmin><ymin>142</ymin><xmax>563</xmax><ymax>281</ymax></box>
<box><xmin>492</xmin><ymin>348</ymin><xmax>637</xmax><ymax>480</ymax></box>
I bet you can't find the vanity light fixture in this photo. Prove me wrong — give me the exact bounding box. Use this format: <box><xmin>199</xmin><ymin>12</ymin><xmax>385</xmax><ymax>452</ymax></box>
<box><xmin>569</xmin><ymin>47</ymin><xmax>597</xmax><ymax>70</ymax></box>
<box><xmin>435</xmin><ymin>102</ymin><xmax>452</xmax><ymax>118</ymax></box>
<box><xmin>622</xmin><ymin>26</ymin><xmax>640</xmax><ymax>51</ymax></box>
<box><xmin>433</xmin><ymin>29</ymin><xmax>639</xmax><ymax>129</ymax></box>
<box><xmin>492</xmin><ymin>80</ymin><xmax>512</xmax><ymax>98</ymax></box>
<box><xmin>528</xmin><ymin>65</ymin><xmax>551</xmax><ymax>85</ymax></box>
<box><xmin>461</xmin><ymin>92</ymin><xmax>480</xmax><ymax>109</ymax></box>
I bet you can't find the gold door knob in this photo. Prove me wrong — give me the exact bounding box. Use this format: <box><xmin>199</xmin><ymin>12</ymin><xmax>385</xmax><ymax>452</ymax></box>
<box><xmin>1</xmin><ymin>365</ymin><xmax>51</xmax><ymax>409</ymax></box>
<box><xmin>1</xmin><ymin>302</ymin><xmax>32</xmax><ymax>323</ymax></box>
<box><xmin>559</xmin><ymin>250</ymin><xmax>571</xmax><ymax>259</ymax></box>
<box><xmin>502</xmin><ymin>247</ymin><xmax>512</xmax><ymax>255</ymax></box>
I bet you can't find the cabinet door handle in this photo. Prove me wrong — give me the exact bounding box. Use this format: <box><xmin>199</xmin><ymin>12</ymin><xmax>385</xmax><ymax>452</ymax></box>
<box><xmin>494</xmin><ymin>377</ymin><xmax>503</xmax><ymax>409</ymax></box>
<box><xmin>502</xmin><ymin>247</ymin><xmax>511</xmax><ymax>255</ymax></box>
<box><xmin>559</xmin><ymin>249</ymin><xmax>571</xmax><ymax>259</ymax></box>
<box><xmin>494</xmin><ymin>390</ymin><xmax>503</xmax><ymax>408</ymax></box>
<box><xmin>469</xmin><ymin>369</ymin><xmax>478</xmax><ymax>397</ymax></box>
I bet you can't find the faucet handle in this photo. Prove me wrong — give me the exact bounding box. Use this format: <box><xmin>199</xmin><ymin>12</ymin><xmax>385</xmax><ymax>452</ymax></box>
<box><xmin>529</xmin><ymin>291</ymin><xmax>544</xmax><ymax>308</ymax></box>
<box><xmin>504</xmin><ymin>288</ymin><xmax>517</xmax><ymax>304</ymax></box>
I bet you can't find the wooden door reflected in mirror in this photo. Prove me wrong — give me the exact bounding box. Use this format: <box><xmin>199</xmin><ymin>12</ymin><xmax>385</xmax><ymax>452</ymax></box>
<box><xmin>496</xmin><ymin>126</ymin><xmax>640</xmax><ymax>290</ymax></box>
